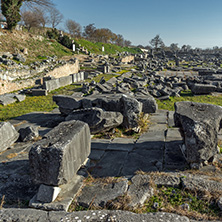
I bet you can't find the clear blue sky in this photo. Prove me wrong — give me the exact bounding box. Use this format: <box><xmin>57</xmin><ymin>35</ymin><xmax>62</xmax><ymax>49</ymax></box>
<box><xmin>52</xmin><ymin>0</ymin><xmax>222</xmax><ymax>49</ymax></box>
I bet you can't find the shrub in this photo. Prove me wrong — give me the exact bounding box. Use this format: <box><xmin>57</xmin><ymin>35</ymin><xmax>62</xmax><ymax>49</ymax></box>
<box><xmin>59</xmin><ymin>35</ymin><xmax>72</xmax><ymax>49</ymax></box>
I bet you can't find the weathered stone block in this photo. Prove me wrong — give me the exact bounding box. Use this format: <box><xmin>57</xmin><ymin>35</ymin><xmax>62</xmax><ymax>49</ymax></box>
<box><xmin>174</xmin><ymin>101</ymin><xmax>222</xmax><ymax>168</ymax></box>
<box><xmin>0</xmin><ymin>122</ymin><xmax>19</xmax><ymax>152</ymax></box>
<box><xmin>36</xmin><ymin>184</ymin><xmax>61</xmax><ymax>203</ymax></box>
<box><xmin>136</xmin><ymin>95</ymin><xmax>158</xmax><ymax>113</ymax></box>
<box><xmin>29</xmin><ymin>120</ymin><xmax>91</xmax><ymax>186</ymax></box>
<box><xmin>43</xmin><ymin>78</ymin><xmax>60</xmax><ymax>92</ymax></box>
<box><xmin>58</xmin><ymin>76</ymin><xmax>72</xmax><ymax>87</ymax></box>
<box><xmin>18</xmin><ymin>126</ymin><xmax>39</xmax><ymax>142</ymax></box>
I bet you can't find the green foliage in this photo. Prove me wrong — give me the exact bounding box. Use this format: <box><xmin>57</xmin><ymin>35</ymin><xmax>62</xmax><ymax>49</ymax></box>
<box><xmin>46</xmin><ymin>29</ymin><xmax>60</xmax><ymax>41</ymax></box>
<box><xmin>0</xmin><ymin>95</ymin><xmax>57</xmax><ymax>121</ymax></box>
<box><xmin>1</xmin><ymin>0</ymin><xmax>22</xmax><ymax>30</ymax></box>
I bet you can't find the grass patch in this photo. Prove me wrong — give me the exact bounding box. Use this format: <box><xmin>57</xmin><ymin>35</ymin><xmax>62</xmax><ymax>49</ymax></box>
<box><xmin>156</xmin><ymin>91</ymin><xmax>222</xmax><ymax>111</ymax></box>
<box><xmin>75</xmin><ymin>39</ymin><xmax>142</xmax><ymax>55</ymax></box>
<box><xmin>139</xmin><ymin>186</ymin><xmax>221</xmax><ymax>221</ymax></box>
<box><xmin>0</xmin><ymin>95</ymin><xmax>57</xmax><ymax>121</ymax></box>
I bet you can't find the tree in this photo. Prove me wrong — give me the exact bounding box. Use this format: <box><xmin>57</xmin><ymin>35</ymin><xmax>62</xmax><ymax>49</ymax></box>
<box><xmin>48</xmin><ymin>7</ymin><xmax>63</xmax><ymax>28</ymax></box>
<box><xmin>170</xmin><ymin>43</ymin><xmax>179</xmax><ymax>52</ymax></box>
<box><xmin>115</xmin><ymin>34</ymin><xmax>124</xmax><ymax>46</ymax></box>
<box><xmin>21</xmin><ymin>9</ymin><xmax>40</xmax><ymax>31</ymax></box>
<box><xmin>33</xmin><ymin>7</ymin><xmax>48</xmax><ymax>27</ymax></box>
<box><xmin>124</xmin><ymin>40</ymin><xmax>131</xmax><ymax>47</ymax></box>
<box><xmin>181</xmin><ymin>44</ymin><xmax>192</xmax><ymax>52</ymax></box>
<box><xmin>83</xmin><ymin>23</ymin><xmax>96</xmax><ymax>41</ymax></box>
<box><xmin>1</xmin><ymin>0</ymin><xmax>53</xmax><ymax>30</ymax></box>
<box><xmin>150</xmin><ymin>34</ymin><xmax>164</xmax><ymax>51</ymax></box>
<box><xmin>65</xmin><ymin>19</ymin><xmax>81</xmax><ymax>37</ymax></box>
<box><xmin>1</xmin><ymin>0</ymin><xmax>23</xmax><ymax>30</ymax></box>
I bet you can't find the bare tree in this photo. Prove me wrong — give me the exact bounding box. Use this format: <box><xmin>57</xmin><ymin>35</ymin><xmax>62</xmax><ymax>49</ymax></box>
<box><xmin>23</xmin><ymin>0</ymin><xmax>54</xmax><ymax>9</ymax></box>
<box><xmin>21</xmin><ymin>10</ymin><xmax>41</xmax><ymax>31</ymax></box>
<box><xmin>33</xmin><ymin>7</ymin><xmax>49</xmax><ymax>27</ymax></box>
<box><xmin>1</xmin><ymin>0</ymin><xmax>54</xmax><ymax>30</ymax></box>
<box><xmin>124</xmin><ymin>40</ymin><xmax>131</xmax><ymax>47</ymax></box>
<box><xmin>65</xmin><ymin>19</ymin><xmax>82</xmax><ymax>37</ymax></box>
<box><xmin>115</xmin><ymin>34</ymin><xmax>124</xmax><ymax>46</ymax></box>
<box><xmin>48</xmin><ymin>7</ymin><xmax>63</xmax><ymax>28</ymax></box>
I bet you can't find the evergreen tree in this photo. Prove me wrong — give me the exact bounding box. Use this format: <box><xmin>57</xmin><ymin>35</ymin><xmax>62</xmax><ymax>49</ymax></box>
<box><xmin>1</xmin><ymin>0</ymin><xmax>53</xmax><ymax>30</ymax></box>
<box><xmin>1</xmin><ymin>0</ymin><xmax>23</xmax><ymax>30</ymax></box>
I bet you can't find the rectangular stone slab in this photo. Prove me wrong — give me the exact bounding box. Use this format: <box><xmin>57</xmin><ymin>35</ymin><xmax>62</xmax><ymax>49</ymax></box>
<box><xmin>0</xmin><ymin>122</ymin><xmax>19</xmax><ymax>152</ymax></box>
<box><xmin>29</xmin><ymin>120</ymin><xmax>91</xmax><ymax>186</ymax></box>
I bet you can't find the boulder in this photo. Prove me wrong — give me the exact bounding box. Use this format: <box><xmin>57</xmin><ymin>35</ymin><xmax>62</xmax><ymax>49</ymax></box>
<box><xmin>66</xmin><ymin>107</ymin><xmax>123</xmax><ymax>134</ymax></box>
<box><xmin>0</xmin><ymin>122</ymin><xmax>19</xmax><ymax>152</ymax></box>
<box><xmin>29</xmin><ymin>120</ymin><xmax>91</xmax><ymax>186</ymax></box>
<box><xmin>174</xmin><ymin>101</ymin><xmax>222</xmax><ymax>168</ymax></box>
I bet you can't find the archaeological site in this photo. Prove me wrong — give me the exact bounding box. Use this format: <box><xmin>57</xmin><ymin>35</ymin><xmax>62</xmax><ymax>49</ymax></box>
<box><xmin>1</xmin><ymin>1</ymin><xmax>222</xmax><ymax>221</ymax></box>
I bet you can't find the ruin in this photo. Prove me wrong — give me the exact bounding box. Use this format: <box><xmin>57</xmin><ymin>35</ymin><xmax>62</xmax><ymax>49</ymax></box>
<box><xmin>1</xmin><ymin>49</ymin><xmax>222</xmax><ymax>221</ymax></box>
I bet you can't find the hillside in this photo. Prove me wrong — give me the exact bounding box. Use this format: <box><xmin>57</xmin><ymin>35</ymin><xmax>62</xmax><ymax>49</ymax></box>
<box><xmin>0</xmin><ymin>29</ymin><xmax>142</xmax><ymax>65</ymax></box>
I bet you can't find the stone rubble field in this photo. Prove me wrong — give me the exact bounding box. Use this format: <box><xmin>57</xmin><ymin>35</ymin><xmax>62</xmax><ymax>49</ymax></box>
<box><xmin>1</xmin><ymin>51</ymin><xmax>222</xmax><ymax>221</ymax></box>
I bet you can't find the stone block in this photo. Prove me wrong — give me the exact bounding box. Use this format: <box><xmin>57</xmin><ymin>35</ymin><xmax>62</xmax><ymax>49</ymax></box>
<box><xmin>174</xmin><ymin>101</ymin><xmax>222</xmax><ymax>167</ymax></box>
<box><xmin>135</xmin><ymin>95</ymin><xmax>158</xmax><ymax>113</ymax></box>
<box><xmin>32</xmin><ymin>89</ymin><xmax>48</xmax><ymax>96</ymax></box>
<box><xmin>43</xmin><ymin>78</ymin><xmax>60</xmax><ymax>92</ymax></box>
<box><xmin>36</xmin><ymin>184</ymin><xmax>61</xmax><ymax>203</ymax></box>
<box><xmin>71</xmin><ymin>73</ymin><xmax>77</xmax><ymax>83</ymax></box>
<box><xmin>128</xmin><ymin>174</ymin><xmax>154</xmax><ymax>207</ymax></box>
<box><xmin>0</xmin><ymin>94</ymin><xmax>16</xmax><ymax>105</ymax></box>
<box><xmin>77</xmin><ymin>179</ymin><xmax>128</xmax><ymax>208</ymax></box>
<box><xmin>0</xmin><ymin>122</ymin><xmax>19</xmax><ymax>152</ymax></box>
<box><xmin>18</xmin><ymin>126</ymin><xmax>39</xmax><ymax>142</ymax></box>
<box><xmin>58</xmin><ymin>76</ymin><xmax>72</xmax><ymax>87</ymax></box>
<box><xmin>29</xmin><ymin>120</ymin><xmax>91</xmax><ymax>186</ymax></box>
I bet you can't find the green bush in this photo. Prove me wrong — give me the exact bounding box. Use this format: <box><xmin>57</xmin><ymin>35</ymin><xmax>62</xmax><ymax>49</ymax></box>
<box><xmin>46</xmin><ymin>29</ymin><xmax>60</xmax><ymax>41</ymax></box>
<box><xmin>59</xmin><ymin>35</ymin><xmax>73</xmax><ymax>49</ymax></box>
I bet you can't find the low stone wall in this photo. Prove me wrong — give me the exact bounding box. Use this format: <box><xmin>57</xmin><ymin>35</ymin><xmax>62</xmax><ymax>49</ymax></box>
<box><xmin>45</xmin><ymin>63</ymin><xmax>79</xmax><ymax>79</ymax></box>
<box><xmin>121</xmin><ymin>55</ymin><xmax>135</xmax><ymax>64</ymax></box>
<box><xmin>0</xmin><ymin>60</ymin><xmax>79</xmax><ymax>95</ymax></box>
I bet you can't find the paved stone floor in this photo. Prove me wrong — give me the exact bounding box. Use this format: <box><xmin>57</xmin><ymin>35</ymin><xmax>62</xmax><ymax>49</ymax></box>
<box><xmin>89</xmin><ymin>110</ymin><xmax>188</xmax><ymax>178</ymax></box>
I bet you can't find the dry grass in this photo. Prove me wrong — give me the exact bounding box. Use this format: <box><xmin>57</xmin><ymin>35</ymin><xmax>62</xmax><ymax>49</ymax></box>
<box><xmin>0</xmin><ymin>195</ymin><xmax>5</xmax><ymax>209</ymax></box>
<box><xmin>6</xmin><ymin>153</ymin><xmax>18</xmax><ymax>159</ymax></box>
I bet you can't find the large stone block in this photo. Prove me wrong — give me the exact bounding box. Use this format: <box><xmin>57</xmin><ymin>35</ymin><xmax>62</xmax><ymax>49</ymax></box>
<box><xmin>136</xmin><ymin>95</ymin><xmax>158</xmax><ymax>113</ymax></box>
<box><xmin>29</xmin><ymin>120</ymin><xmax>91</xmax><ymax>186</ymax></box>
<box><xmin>43</xmin><ymin>78</ymin><xmax>60</xmax><ymax>92</ymax></box>
<box><xmin>174</xmin><ymin>101</ymin><xmax>222</xmax><ymax>168</ymax></box>
<box><xmin>190</xmin><ymin>83</ymin><xmax>216</xmax><ymax>95</ymax></box>
<box><xmin>66</xmin><ymin>107</ymin><xmax>123</xmax><ymax>134</ymax></box>
<box><xmin>58</xmin><ymin>76</ymin><xmax>72</xmax><ymax>87</ymax></box>
<box><xmin>53</xmin><ymin>95</ymin><xmax>82</xmax><ymax>115</ymax></box>
<box><xmin>0</xmin><ymin>122</ymin><xmax>19</xmax><ymax>152</ymax></box>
